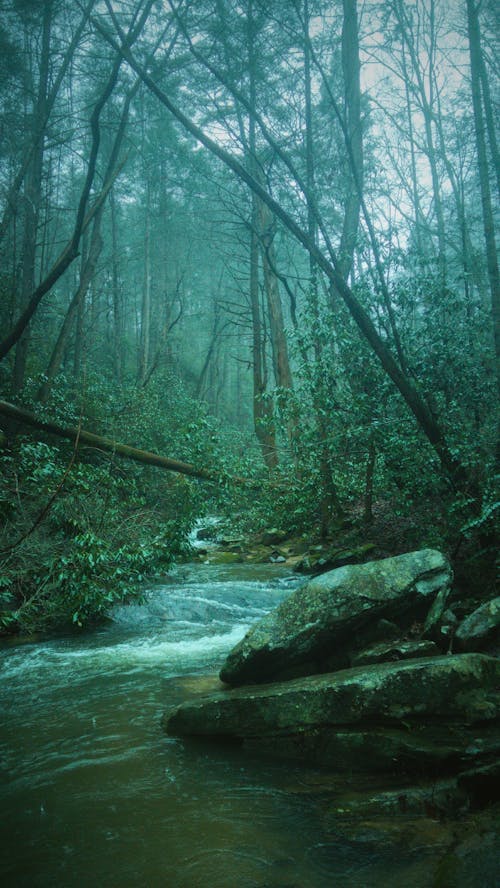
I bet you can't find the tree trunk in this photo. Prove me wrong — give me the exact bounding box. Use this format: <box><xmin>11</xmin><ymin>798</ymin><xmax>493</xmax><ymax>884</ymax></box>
<box><xmin>392</xmin><ymin>0</ymin><xmax>447</xmax><ymax>283</ymax></box>
<box><xmin>259</xmin><ymin>203</ymin><xmax>293</xmax><ymax>393</ymax></box>
<box><xmin>0</xmin><ymin>0</ymin><xmax>96</xmax><ymax>245</ymax></box>
<box><xmin>303</xmin><ymin>0</ymin><xmax>317</xmax><ymax>285</ymax></box>
<box><xmin>110</xmin><ymin>189</ymin><xmax>123</xmax><ymax>383</ymax></box>
<box><xmin>0</xmin><ymin>6</ymin><xmax>153</xmax><ymax>366</ymax></box>
<box><xmin>0</xmin><ymin>400</ymin><xmax>229</xmax><ymax>484</ymax></box>
<box><xmin>138</xmin><ymin>182</ymin><xmax>152</xmax><ymax>385</ymax></box>
<box><xmin>248</xmin><ymin>0</ymin><xmax>278</xmax><ymax>470</ymax></box>
<box><xmin>250</xmin><ymin>194</ymin><xmax>277</xmax><ymax>470</ymax></box>
<box><xmin>38</xmin><ymin>83</ymin><xmax>134</xmax><ymax>403</ymax></box>
<box><xmin>402</xmin><ymin>44</ymin><xmax>424</xmax><ymax>260</ymax></box>
<box><xmin>0</xmin><ymin>61</ymin><xmax>122</xmax><ymax>364</ymax></box>
<box><xmin>466</xmin><ymin>0</ymin><xmax>500</xmax><ymax>417</ymax></box>
<box><xmin>37</xmin><ymin>226</ymin><xmax>103</xmax><ymax>403</ymax></box>
<box><xmin>338</xmin><ymin>0</ymin><xmax>363</xmax><ymax>279</ymax></box>
<box><xmin>13</xmin><ymin>0</ymin><xmax>53</xmax><ymax>393</ymax></box>
<box><xmin>73</xmin><ymin>277</ymin><xmax>85</xmax><ymax>380</ymax></box>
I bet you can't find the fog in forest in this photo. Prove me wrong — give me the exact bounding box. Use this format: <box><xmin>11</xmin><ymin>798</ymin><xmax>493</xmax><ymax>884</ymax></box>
<box><xmin>0</xmin><ymin>0</ymin><xmax>498</xmax><ymax>630</ymax></box>
<box><xmin>0</xmin><ymin>3</ymin><xmax>499</xmax><ymax>886</ymax></box>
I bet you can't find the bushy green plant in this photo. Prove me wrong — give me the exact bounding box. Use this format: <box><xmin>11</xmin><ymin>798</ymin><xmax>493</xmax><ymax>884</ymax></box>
<box><xmin>0</xmin><ymin>437</ymin><xmax>198</xmax><ymax>633</ymax></box>
<box><xmin>0</xmin><ymin>371</ymin><xmax>230</xmax><ymax>634</ymax></box>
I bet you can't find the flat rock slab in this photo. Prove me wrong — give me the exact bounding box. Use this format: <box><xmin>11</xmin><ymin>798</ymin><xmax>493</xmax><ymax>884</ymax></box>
<box><xmin>220</xmin><ymin>548</ymin><xmax>452</xmax><ymax>685</ymax></box>
<box><xmin>351</xmin><ymin>639</ymin><xmax>439</xmax><ymax>666</ymax></box>
<box><xmin>164</xmin><ymin>653</ymin><xmax>500</xmax><ymax>742</ymax></box>
<box><xmin>242</xmin><ymin>719</ymin><xmax>500</xmax><ymax>773</ymax></box>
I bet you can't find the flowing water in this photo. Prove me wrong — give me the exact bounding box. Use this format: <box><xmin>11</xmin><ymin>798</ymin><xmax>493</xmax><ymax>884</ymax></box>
<box><xmin>0</xmin><ymin>561</ymin><xmax>492</xmax><ymax>887</ymax></box>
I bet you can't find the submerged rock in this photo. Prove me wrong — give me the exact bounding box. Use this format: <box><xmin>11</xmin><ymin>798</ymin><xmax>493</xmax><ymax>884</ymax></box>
<box><xmin>220</xmin><ymin>548</ymin><xmax>452</xmax><ymax>686</ymax></box>
<box><xmin>164</xmin><ymin>654</ymin><xmax>500</xmax><ymax>774</ymax></box>
<box><xmin>195</xmin><ymin>525</ymin><xmax>219</xmax><ymax>542</ymax></box>
<box><xmin>324</xmin><ymin>777</ymin><xmax>468</xmax><ymax>822</ymax></box>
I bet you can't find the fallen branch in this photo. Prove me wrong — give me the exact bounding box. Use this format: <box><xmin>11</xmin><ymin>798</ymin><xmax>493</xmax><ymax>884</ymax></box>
<box><xmin>0</xmin><ymin>400</ymin><xmax>226</xmax><ymax>484</ymax></box>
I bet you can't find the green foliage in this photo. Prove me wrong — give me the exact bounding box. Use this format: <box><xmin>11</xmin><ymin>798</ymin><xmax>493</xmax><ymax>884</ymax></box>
<box><xmin>0</xmin><ymin>438</ymin><xmax>194</xmax><ymax>633</ymax></box>
<box><xmin>0</xmin><ymin>372</ymin><xmax>229</xmax><ymax>635</ymax></box>
<box><xmin>458</xmin><ymin>475</ymin><xmax>500</xmax><ymax>557</ymax></box>
<box><xmin>17</xmin><ymin>528</ymin><xmax>182</xmax><ymax>632</ymax></box>
<box><xmin>221</xmin><ymin>265</ymin><xmax>497</xmax><ymax>548</ymax></box>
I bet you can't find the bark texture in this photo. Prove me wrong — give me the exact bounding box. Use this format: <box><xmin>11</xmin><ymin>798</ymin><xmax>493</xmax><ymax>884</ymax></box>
<box><xmin>0</xmin><ymin>400</ymin><xmax>221</xmax><ymax>483</ymax></box>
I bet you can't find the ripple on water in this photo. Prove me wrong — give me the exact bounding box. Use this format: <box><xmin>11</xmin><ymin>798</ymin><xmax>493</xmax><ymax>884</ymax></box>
<box><xmin>0</xmin><ymin>624</ymin><xmax>251</xmax><ymax>696</ymax></box>
<box><xmin>0</xmin><ymin>562</ymin><xmax>473</xmax><ymax>888</ymax></box>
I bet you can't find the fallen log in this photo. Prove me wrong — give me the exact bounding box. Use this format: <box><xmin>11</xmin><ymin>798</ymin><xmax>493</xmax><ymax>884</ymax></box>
<box><xmin>0</xmin><ymin>399</ymin><xmax>225</xmax><ymax>483</ymax></box>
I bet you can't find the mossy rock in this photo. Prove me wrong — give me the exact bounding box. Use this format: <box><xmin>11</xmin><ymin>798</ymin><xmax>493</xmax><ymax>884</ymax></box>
<box><xmin>259</xmin><ymin>528</ymin><xmax>290</xmax><ymax>547</ymax></box>
<box><xmin>164</xmin><ymin>653</ymin><xmax>500</xmax><ymax>777</ymax></box>
<box><xmin>221</xmin><ymin>549</ymin><xmax>452</xmax><ymax>686</ymax></box>
<box><xmin>294</xmin><ymin>543</ymin><xmax>376</xmax><ymax>574</ymax></box>
<box><xmin>206</xmin><ymin>551</ymin><xmax>243</xmax><ymax>565</ymax></box>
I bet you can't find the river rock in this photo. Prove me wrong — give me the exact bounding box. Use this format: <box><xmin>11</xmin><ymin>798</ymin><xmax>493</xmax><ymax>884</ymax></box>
<box><xmin>293</xmin><ymin>542</ymin><xmax>375</xmax><ymax>574</ymax></box>
<box><xmin>196</xmin><ymin>525</ymin><xmax>219</xmax><ymax>541</ymax></box>
<box><xmin>164</xmin><ymin>654</ymin><xmax>500</xmax><ymax>774</ymax></box>
<box><xmin>259</xmin><ymin>528</ymin><xmax>289</xmax><ymax>547</ymax></box>
<box><xmin>455</xmin><ymin>597</ymin><xmax>500</xmax><ymax>653</ymax></box>
<box><xmin>220</xmin><ymin>549</ymin><xmax>452</xmax><ymax>686</ymax></box>
<box><xmin>205</xmin><ymin>550</ymin><xmax>243</xmax><ymax>565</ymax></box>
<box><xmin>350</xmin><ymin>639</ymin><xmax>439</xmax><ymax>666</ymax></box>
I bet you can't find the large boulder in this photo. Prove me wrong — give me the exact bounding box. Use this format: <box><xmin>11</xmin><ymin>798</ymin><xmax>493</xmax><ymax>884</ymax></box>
<box><xmin>220</xmin><ymin>549</ymin><xmax>452</xmax><ymax>686</ymax></box>
<box><xmin>164</xmin><ymin>654</ymin><xmax>500</xmax><ymax>774</ymax></box>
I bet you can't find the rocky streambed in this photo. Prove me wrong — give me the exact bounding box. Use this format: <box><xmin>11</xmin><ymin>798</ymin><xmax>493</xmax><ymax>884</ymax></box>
<box><xmin>164</xmin><ymin>550</ymin><xmax>500</xmax><ymax>825</ymax></box>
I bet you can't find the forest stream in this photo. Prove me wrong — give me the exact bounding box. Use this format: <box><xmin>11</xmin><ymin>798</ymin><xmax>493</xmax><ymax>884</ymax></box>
<box><xmin>0</xmin><ymin>560</ymin><xmax>496</xmax><ymax>888</ymax></box>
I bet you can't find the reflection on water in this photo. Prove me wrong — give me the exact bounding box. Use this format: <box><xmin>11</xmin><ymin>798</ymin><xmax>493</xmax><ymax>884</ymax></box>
<box><xmin>0</xmin><ymin>562</ymin><xmax>491</xmax><ymax>887</ymax></box>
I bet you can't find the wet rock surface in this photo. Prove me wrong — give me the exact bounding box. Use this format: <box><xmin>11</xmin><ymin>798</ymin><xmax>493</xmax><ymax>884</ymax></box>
<box><xmin>455</xmin><ymin>597</ymin><xmax>500</xmax><ymax>653</ymax></box>
<box><xmin>164</xmin><ymin>654</ymin><xmax>500</xmax><ymax>852</ymax></box>
<box><xmin>163</xmin><ymin>549</ymin><xmax>499</xmax><ymax>835</ymax></box>
<box><xmin>293</xmin><ymin>542</ymin><xmax>376</xmax><ymax>574</ymax></box>
<box><xmin>350</xmin><ymin>638</ymin><xmax>440</xmax><ymax>666</ymax></box>
<box><xmin>219</xmin><ymin>549</ymin><xmax>452</xmax><ymax>685</ymax></box>
<box><xmin>165</xmin><ymin>654</ymin><xmax>500</xmax><ymax>739</ymax></box>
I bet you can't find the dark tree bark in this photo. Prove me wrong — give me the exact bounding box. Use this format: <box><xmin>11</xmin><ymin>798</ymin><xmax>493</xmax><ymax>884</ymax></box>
<box><xmin>338</xmin><ymin>0</ymin><xmax>363</xmax><ymax>279</ymax></box>
<box><xmin>0</xmin><ymin>400</ymin><xmax>224</xmax><ymax>484</ymax></box>
<box><xmin>0</xmin><ymin>4</ymin><xmax>154</xmax><ymax>366</ymax></box>
<box><xmin>247</xmin><ymin>1</ymin><xmax>278</xmax><ymax>470</ymax></box>
<box><xmin>466</xmin><ymin>0</ymin><xmax>500</xmax><ymax>415</ymax></box>
<box><xmin>13</xmin><ymin>0</ymin><xmax>54</xmax><ymax>393</ymax></box>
